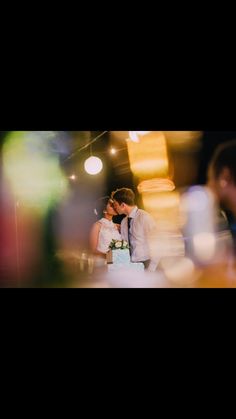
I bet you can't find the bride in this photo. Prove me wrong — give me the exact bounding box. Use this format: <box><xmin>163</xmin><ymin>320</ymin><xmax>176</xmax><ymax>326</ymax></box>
<box><xmin>90</xmin><ymin>196</ymin><xmax>121</xmax><ymax>257</ymax></box>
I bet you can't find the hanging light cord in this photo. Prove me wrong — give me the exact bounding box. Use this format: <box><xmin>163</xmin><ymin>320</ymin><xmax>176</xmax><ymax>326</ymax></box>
<box><xmin>63</xmin><ymin>131</ymin><xmax>109</xmax><ymax>162</ymax></box>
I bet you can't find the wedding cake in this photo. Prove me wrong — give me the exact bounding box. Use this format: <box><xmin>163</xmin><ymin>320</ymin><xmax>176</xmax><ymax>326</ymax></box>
<box><xmin>107</xmin><ymin>240</ymin><xmax>144</xmax><ymax>272</ymax></box>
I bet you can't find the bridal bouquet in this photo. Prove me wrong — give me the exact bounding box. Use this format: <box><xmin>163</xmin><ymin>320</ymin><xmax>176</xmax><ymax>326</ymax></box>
<box><xmin>109</xmin><ymin>239</ymin><xmax>129</xmax><ymax>250</ymax></box>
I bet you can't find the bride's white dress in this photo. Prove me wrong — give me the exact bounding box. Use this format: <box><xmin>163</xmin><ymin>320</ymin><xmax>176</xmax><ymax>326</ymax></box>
<box><xmin>96</xmin><ymin>218</ymin><xmax>121</xmax><ymax>254</ymax></box>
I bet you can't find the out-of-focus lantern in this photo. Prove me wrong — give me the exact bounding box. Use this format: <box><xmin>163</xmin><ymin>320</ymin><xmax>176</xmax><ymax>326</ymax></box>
<box><xmin>126</xmin><ymin>131</ymin><xmax>185</xmax><ymax>260</ymax></box>
<box><xmin>126</xmin><ymin>131</ymin><xmax>169</xmax><ymax>180</ymax></box>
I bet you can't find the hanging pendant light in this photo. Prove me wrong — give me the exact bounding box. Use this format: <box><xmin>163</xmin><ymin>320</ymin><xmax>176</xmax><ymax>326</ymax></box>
<box><xmin>84</xmin><ymin>156</ymin><xmax>103</xmax><ymax>175</ymax></box>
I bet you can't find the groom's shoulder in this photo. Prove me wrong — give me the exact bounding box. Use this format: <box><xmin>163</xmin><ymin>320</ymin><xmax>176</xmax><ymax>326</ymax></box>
<box><xmin>138</xmin><ymin>208</ymin><xmax>150</xmax><ymax>217</ymax></box>
<box><xmin>138</xmin><ymin>209</ymin><xmax>156</xmax><ymax>222</ymax></box>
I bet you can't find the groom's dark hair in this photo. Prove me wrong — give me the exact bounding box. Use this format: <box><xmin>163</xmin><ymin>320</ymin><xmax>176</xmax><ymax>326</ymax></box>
<box><xmin>111</xmin><ymin>188</ymin><xmax>135</xmax><ymax>206</ymax></box>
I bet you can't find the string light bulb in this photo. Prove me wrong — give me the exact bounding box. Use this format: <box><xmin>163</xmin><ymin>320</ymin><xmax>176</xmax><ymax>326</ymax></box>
<box><xmin>110</xmin><ymin>147</ymin><xmax>117</xmax><ymax>155</ymax></box>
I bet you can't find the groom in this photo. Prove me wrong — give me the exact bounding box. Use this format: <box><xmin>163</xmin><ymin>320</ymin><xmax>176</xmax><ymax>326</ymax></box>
<box><xmin>111</xmin><ymin>188</ymin><xmax>159</xmax><ymax>272</ymax></box>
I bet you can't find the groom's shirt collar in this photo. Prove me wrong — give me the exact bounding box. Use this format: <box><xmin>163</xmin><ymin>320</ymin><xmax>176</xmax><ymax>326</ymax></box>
<box><xmin>128</xmin><ymin>206</ymin><xmax>138</xmax><ymax>219</ymax></box>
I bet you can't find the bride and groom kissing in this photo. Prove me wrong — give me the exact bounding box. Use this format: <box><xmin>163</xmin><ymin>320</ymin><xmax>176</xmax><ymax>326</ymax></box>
<box><xmin>90</xmin><ymin>187</ymin><xmax>159</xmax><ymax>271</ymax></box>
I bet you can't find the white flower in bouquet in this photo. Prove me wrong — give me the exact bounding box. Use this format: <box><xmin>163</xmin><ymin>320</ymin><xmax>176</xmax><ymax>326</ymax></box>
<box><xmin>109</xmin><ymin>239</ymin><xmax>129</xmax><ymax>250</ymax></box>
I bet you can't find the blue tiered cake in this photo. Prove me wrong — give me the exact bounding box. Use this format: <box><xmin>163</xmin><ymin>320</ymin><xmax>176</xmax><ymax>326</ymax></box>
<box><xmin>107</xmin><ymin>242</ymin><xmax>144</xmax><ymax>272</ymax></box>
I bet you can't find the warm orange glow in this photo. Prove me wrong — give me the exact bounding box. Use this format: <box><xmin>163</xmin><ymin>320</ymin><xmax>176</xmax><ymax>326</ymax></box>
<box><xmin>120</xmin><ymin>131</ymin><xmax>184</xmax><ymax>261</ymax></box>
<box><xmin>126</xmin><ymin>131</ymin><xmax>169</xmax><ymax>179</ymax></box>
<box><xmin>142</xmin><ymin>191</ymin><xmax>180</xmax><ymax>212</ymax></box>
<box><xmin>142</xmin><ymin>191</ymin><xmax>182</xmax><ymax>237</ymax></box>
<box><xmin>138</xmin><ymin>178</ymin><xmax>175</xmax><ymax>194</ymax></box>
<box><xmin>128</xmin><ymin>131</ymin><xmax>151</xmax><ymax>142</ymax></box>
<box><xmin>193</xmin><ymin>232</ymin><xmax>216</xmax><ymax>262</ymax></box>
<box><xmin>164</xmin><ymin>131</ymin><xmax>202</xmax><ymax>151</ymax></box>
<box><xmin>161</xmin><ymin>257</ymin><xmax>196</xmax><ymax>284</ymax></box>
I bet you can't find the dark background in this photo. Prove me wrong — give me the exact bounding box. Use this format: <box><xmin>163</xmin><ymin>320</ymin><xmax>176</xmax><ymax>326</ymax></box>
<box><xmin>197</xmin><ymin>131</ymin><xmax>236</xmax><ymax>184</ymax></box>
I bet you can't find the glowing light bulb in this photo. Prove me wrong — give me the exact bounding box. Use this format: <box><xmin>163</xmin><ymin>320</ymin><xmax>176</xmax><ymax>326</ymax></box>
<box><xmin>84</xmin><ymin>156</ymin><xmax>103</xmax><ymax>175</ymax></box>
<box><xmin>110</xmin><ymin>148</ymin><xmax>117</xmax><ymax>155</ymax></box>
